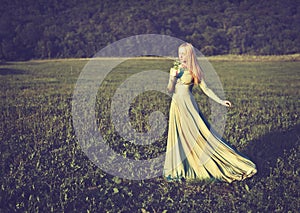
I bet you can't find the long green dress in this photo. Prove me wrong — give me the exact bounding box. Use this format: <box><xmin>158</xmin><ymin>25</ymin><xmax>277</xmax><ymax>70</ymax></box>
<box><xmin>163</xmin><ymin>65</ymin><xmax>257</xmax><ymax>183</ymax></box>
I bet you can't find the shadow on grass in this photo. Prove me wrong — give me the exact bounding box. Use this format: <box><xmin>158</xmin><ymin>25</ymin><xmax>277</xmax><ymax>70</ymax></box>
<box><xmin>0</xmin><ymin>68</ymin><xmax>28</xmax><ymax>75</ymax></box>
<box><xmin>244</xmin><ymin>123</ymin><xmax>300</xmax><ymax>178</ymax></box>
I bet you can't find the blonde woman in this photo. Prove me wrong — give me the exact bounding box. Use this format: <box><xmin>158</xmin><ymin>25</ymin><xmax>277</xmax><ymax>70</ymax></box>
<box><xmin>164</xmin><ymin>43</ymin><xmax>257</xmax><ymax>183</ymax></box>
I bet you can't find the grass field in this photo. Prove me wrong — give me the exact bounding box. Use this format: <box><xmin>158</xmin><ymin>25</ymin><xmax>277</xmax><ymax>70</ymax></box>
<box><xmin>0</xmin><ymin>57</ymin><xmax>299</xmax><ymax>212</ymax></box>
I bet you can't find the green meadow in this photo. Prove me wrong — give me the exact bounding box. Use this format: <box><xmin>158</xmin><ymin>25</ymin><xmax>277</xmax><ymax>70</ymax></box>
<box><xmin>0</xmin><ymin>56</ymin><xmax>299</xmax><ymax>212</ymax></box>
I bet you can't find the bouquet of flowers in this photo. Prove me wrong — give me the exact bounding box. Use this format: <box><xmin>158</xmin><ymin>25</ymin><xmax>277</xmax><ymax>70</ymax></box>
<box><xmin>170</xmin><ymin>60</ymin><xmax>185</xmax><ymax>78</ymax></box>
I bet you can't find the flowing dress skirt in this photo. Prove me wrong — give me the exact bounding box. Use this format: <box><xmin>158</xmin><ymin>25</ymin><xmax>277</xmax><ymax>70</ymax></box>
<box><xmin>163</xmin><ymin>83</ymin><xmax>257</xmax><ymax>183</ymax></box>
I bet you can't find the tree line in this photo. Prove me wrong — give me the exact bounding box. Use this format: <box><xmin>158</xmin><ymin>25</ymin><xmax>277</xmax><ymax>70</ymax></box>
<box><xmin>0</xmin><ymin>0</ymin><xmax>299</xmax><ymax>61</ymax></box>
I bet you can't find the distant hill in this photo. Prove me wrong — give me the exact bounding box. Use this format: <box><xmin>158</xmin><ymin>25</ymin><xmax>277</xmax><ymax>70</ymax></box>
<box><xmin>0</xmin><ymin>0</ymin><xmax>299</xmax><ymax>60</ymax></box>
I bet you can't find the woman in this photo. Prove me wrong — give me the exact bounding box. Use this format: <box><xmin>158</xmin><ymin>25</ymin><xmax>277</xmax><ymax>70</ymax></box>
<box><xmin>163</xmin><ymin>43</ymin><xmax>257</xmax><ymax>183</ymax></box>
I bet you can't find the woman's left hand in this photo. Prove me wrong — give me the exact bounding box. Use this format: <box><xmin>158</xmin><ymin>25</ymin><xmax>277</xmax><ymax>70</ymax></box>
<box><xmin>222</xmin><ymin>100</ymin><xmax>232</xmax><ymax>107</ymax></box>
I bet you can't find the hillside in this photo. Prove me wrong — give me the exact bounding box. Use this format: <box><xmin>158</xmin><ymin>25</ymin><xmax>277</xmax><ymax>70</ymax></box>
<box><xmin>0</xmin><ymin>0</ymin><xmax>299</xmax><ymax>60</ymax></box>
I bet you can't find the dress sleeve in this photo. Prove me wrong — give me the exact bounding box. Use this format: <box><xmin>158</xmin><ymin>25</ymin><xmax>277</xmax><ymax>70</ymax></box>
<box><xmin>199</xmin><ymin>79</ymin><xmax>223</xmax><ymax>104</ymax></box>
<box><xmin>169</xmin><ymin>67</ymin><xmax>177</xmax><ymax>77</ymax></box>
<box><xmin>167</xmin><ymin>68</ymin><xmax>177</xmax><ymax>93</ymax></box>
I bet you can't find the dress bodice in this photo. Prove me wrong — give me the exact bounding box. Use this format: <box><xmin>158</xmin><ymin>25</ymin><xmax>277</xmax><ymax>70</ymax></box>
<box><xmin>169</xmin><ymin>67</ymin><xmax>193</xmax><ymax>85</ymax></box>
<box><xmin>177</xmin><ymin>71</ymin><xmax>194</xmax><ymax>85</ymax></box>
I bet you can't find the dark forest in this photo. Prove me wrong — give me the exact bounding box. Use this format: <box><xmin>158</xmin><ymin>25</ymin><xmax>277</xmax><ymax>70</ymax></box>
<box><xmin>0</xmin><ymin>0</ymin><xmax>299</xmax><ymax>60</ymax></box>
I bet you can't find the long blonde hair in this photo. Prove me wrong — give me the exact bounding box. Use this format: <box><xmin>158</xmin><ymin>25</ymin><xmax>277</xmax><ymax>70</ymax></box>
<box><xmin>179</xmin><ymin>43</ymin><xmax>203</xmax><ymax>84</ymax></box>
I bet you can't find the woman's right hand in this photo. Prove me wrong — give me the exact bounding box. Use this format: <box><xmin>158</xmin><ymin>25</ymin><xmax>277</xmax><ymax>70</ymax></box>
<box><xmin>222</xmin><ymin>100</ymin><xmax>232</xmax><ymax>107</ymax></box>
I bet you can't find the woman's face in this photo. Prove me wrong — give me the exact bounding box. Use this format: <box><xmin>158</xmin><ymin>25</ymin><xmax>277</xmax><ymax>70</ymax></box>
<box><xmin>178</xmin><ymin>47</ymin><xmax>188</xmax><ymax>64</ymax></box>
